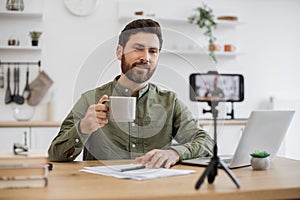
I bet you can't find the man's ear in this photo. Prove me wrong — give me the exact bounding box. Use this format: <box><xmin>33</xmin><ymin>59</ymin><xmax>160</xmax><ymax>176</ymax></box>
<box><xmin>116</xmin><ymin>45</ymin><xmax>123</xmax><ymax>61</ymax></box>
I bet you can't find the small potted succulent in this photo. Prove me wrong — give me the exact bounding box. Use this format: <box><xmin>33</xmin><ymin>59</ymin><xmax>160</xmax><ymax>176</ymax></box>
<box><xmin>29</xmin><ymin>31</ymin><xmax>42</xmax><ymax>46</ymax></box>
<box><xmin>250</xmin><ymin>151</ymin><xmax>270</xmax><ymax>170</ymax></box>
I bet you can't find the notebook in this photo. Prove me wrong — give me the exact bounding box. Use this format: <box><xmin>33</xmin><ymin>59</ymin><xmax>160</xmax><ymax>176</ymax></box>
<box><xmin>182</xmin><ymin>110</ymin><xmax>295</xmax><ymax>168</ymax></box>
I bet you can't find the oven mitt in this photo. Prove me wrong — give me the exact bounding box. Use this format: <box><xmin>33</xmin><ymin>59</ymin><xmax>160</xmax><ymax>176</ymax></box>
<box><xmin>27</xmin><ymin>71</ymin><xmax>54</xmax><ymax>106</ymax></box>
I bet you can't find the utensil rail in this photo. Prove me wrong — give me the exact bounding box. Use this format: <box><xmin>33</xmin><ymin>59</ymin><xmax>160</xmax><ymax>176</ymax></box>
<box><xmin>0</xmin><ymin>60</ymin><xmax>41</xmax><ymax>70</ymax></box>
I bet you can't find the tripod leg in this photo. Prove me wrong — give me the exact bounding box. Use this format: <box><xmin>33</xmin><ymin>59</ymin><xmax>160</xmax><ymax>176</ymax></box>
<box><xmin>219</xmin><ymin>160</ymin><xmax>241</xmax><ymax>188</ymax></box>
<box><xmin>195</xmin><ymin>158</ymin><xmax>218</xmax><ymax>189</ymax></box>
<box><xmin>207</xmin><ymin>162</ymin><xmax>218</xmax><ymax>183</ymax></box>
<box><xmin>195</xmin><ymin>166</ymin><xmax>209</xmax><ymax>189</ymax></box>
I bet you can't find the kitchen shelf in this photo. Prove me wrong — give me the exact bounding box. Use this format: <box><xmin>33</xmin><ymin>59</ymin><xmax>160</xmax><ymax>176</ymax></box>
<box><xmin>0</xmin><ymin>10</ymin><xmax>43</xmax><ymax>18</ymax></box>
<box><xmin>161</xmin><ymin>49</ymin><xmax>240</xmax><ymax>57</ymax></box>
<box><xmin>119</xmin><ymin>16</ymin><xmax>242</xmax><ymax>27</ymax></box>
<box><xmin>0</xmin><ymin>45</ymin><xmax>41</xmax><ymax>51</ymax></box>
<box><xmin>119</xmin><ymin>16</ymin><xmax>186</xmax><ymax>23</ymax></box>
<box><xmin>215</xmin><ymin>19</ymin><xmax>243</xmax><ymax>27</ymax></box>
<box><xmin>0</xmin><ymin>121</ymin><xmax>61</xmax><ymax>128</ymax></box>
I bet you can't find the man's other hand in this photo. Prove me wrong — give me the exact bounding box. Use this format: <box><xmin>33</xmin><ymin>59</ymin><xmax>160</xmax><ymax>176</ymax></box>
<box><xmin>135</xmin><ymin>149</ymin><xmax>180</xmax><ymax>169</ymax></box>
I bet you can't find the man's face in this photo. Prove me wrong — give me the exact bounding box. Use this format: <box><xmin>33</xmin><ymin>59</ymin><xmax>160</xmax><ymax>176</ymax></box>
<box><xmin>119</xmin><ymin>32</ymin><xmax>160</xmax><ymax>83</ymax></box>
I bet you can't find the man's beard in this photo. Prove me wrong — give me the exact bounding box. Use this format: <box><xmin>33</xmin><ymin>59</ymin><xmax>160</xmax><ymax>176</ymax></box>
<box><xmin>121</xmin><ymin>54</ymin><xmax>156</xmax><ymax>83</ymax></box>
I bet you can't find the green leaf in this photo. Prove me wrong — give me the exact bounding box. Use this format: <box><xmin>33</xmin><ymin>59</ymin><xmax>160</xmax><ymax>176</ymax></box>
<box><xmin>250</xmin><ymin>151</ymin><xmax>270</xmax><ymax>158</ymax></box>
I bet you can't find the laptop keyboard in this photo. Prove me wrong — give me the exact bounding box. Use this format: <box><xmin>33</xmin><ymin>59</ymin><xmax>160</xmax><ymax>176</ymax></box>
<box><xmin>202</xmin><ymin>158</ymin><xmax>232</xmax><ymax>164</ymax></box>
<box><xmin>222</xmin><ymin>158</ymin><xmax>232</xmax><ymax>164</ymax></box>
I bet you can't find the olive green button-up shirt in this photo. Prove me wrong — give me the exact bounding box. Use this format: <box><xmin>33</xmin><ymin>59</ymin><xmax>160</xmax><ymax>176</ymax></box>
<box><xmin>48</xmin><ymin>76</ymin><xmax>213</xmax><ymax>162</ymax></box>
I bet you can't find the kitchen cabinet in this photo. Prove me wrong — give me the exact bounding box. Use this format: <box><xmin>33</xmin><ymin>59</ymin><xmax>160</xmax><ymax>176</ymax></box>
<box><xmin>0</xmin><ymin>122</ymin><xmax>83</xmax><ymax>161</ymax></box>
<box><xmin>0</xmin><ymin>127</ymin><xmax>29</xmax><ymax>150</ymax></box>
<box><xmin>0</xmin><ymin>121</ymin><xmax>59</xmax><ymax>151</ymax></box>
<box><xmin>0</xmin><ymin>127</ymin><xmax>60</xmax><ymax>152</ymax></box>
<box><xmin>30</xmin><ymin>127</ymin><xmax>59</xmax><ymax>150</ymax></box>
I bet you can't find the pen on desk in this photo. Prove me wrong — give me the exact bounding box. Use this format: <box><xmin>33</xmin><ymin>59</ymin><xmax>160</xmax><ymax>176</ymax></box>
<box><xmin>119</xmin><ymin>165</ymin><xmax>146</xmax><ymax>172</ymax></box>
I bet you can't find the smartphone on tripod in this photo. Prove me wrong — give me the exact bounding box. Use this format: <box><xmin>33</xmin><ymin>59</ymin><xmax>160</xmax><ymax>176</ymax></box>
<box><xmin>189</xmin><ymin>72</ymin><xmax>244</xmax><ymax>102</ymax></box>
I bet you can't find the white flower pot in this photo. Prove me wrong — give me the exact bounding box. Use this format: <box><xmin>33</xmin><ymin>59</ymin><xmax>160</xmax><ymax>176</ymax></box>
<box><xmin>251</xmin><ymin>157</ymin><xmax>270</xmax><ymax>170</ymax></box>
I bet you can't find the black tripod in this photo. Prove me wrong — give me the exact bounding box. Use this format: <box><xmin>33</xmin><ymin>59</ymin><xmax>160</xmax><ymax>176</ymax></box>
<box><xmin>195</xmin><ymin>101</ymin><xmax>240</xmax><ymax>189</ymax></box>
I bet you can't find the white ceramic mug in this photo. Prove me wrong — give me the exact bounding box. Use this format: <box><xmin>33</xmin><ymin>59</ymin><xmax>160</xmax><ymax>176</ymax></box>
<box><xmin>107</xmin><ymin>96</ymin><xmax>136</xmax><ymax>122</ymax></box>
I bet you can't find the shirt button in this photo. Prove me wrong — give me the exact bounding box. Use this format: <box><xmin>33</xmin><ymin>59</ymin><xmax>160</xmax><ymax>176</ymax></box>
<box><xmin>125</xmin><ymin>88</ymin><xmax>129</xmax><ymax>92</ymax></box>
<box><xmin>75</xmin><ymin>138</ymin><xmax>79</xmax><ymax>143</ymax></box>
<box><xmin>132</xmin><ymin>144</ymin><xmax>136</xmax><ymax>148</ymax></box>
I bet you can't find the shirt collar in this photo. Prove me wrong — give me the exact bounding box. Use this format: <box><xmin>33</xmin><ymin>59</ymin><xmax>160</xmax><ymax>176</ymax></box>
<box><xmin>112</xmin><ymin>76</ymin><xmax>149</xmax><ymax>99</ymax></box>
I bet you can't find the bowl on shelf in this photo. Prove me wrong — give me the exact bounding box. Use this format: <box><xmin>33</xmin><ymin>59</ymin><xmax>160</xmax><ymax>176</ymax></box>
<box><xmin>12</xmin><ymin>104</ymin><xmax>35</xmax><ymax>121</ymax></box>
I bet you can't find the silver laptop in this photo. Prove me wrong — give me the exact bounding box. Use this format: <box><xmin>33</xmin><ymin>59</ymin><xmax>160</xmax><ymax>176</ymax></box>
<box><xmin>182</xmin><ymin>110</ymin><xmax>295</xmax><ymax>168</ymax></box>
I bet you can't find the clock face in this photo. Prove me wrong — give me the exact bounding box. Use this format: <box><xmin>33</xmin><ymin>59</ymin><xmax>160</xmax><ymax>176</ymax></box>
<box><xmin>64</xmin><ymin>0</ymin><xmax>99</xmax><ymax>16</ymax></box>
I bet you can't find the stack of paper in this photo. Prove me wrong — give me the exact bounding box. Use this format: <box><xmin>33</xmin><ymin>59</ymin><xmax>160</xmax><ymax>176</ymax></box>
<box><xmin>0</xmin><ymin>150</ymin><xmax>49</xmax><ymax>189</ymax></box>
<box><xmin>80</xmin><ymin>163</ymin><xmax>195</xmax><ymax>181</ymax></box>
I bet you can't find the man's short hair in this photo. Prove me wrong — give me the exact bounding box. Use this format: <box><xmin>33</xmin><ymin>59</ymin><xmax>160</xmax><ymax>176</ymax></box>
<box><xmin>118</xmin><ymin>19</ymin><xmax>163</xmax><ymax>51</ymax></box>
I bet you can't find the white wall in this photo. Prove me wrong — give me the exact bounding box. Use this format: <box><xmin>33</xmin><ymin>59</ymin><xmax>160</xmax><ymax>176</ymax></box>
<box><xmin>1</xmin><ymin>0</ymin><xmax>300</xmax><ymax>121</ymax></box>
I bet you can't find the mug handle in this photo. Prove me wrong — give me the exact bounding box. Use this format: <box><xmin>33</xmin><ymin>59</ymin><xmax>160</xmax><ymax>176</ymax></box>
<box><xmin>99</xmin><ymin>99</ymin><xmax>110</xmax><ymax>113</ymax></box>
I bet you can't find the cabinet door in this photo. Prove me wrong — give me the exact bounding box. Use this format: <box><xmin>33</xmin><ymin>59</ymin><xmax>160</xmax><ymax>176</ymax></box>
<box><xmin>30</xmin><ymin>127</ymin><xmax>60</xmax><ymax>150</ymax></box>
<box><xmin>202</xmin><ymin>124</ymin><xmax>244</xmax><ymax>155</ymax></box>
<box><xmin>0</xmin><ymin>128</ymin><xmax>30</xmax><ymax>150</ymax></box>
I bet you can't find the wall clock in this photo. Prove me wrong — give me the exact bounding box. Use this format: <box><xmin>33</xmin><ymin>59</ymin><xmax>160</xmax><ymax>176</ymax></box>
<box><xmin>64</xmin><ymin>0</ymin><xmax>99</xmax><ymax>16</ymax></box>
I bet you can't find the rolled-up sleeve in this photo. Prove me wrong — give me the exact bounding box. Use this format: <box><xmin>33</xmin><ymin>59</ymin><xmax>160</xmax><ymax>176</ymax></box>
<box><xmin>48</xmin><ymin>92</ymin><xmax>93</xmax><ymax>162</ymax></box>
<box><xmin>169</xmin><ymin>98</ymin><xmax>214</xmax><ymax>160</ymax></box>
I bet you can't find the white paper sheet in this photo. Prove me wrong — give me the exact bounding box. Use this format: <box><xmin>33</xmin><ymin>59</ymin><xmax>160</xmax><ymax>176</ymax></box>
<box><xmin>80</xmin><ymin>163</ymin><xmax>195</xmax><ymax>181</ymax></box>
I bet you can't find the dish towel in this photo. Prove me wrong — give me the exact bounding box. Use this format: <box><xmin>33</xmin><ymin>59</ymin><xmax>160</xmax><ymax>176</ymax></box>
<box><xmin>28</xmin><ymin>71</ymin><xmax>53</xmax><ymax>106</ymax></box>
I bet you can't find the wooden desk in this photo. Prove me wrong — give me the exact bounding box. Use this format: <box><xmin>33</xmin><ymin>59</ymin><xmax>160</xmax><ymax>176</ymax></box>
<box><xmin>1</xmin><ymin>158</ymin><xmax>300</xmax><ymax>200</ymax></box>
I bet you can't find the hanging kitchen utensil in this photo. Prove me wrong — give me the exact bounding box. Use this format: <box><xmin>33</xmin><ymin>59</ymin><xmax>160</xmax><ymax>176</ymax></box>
<box><xmin>13</xmin><ymin>66</ymin><xmax>24</xmax><ymax>105</ymax></box>
<box><xmin>22</xmin><ymin>66</ymin><xmax>31</xmax><ymax>100</ymax></box>
<box><xmin>5</xmin><ymin>66</ymin><xmax>12</xmax><ymax>104</ymax></box>
<box><xmin>11</xmin><ymin>67</ymin><xmax>16</xmax><ymax>102</ymax></box>
<box><xmin>0</xmin><ymin>63</ymin><xmax>4</xmax><ymax>89</ymax></box>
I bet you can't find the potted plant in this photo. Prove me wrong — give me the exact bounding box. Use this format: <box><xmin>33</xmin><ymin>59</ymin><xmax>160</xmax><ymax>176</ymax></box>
<box><xmin>29</xmin><ymin>31</ymin><xmax>42</xmax><ymax>46</ymax></box>
<box><xmin>188</xmin><ymin>4</ymin><xmax>217</xmax><ymax>63</ymax></box>
<box><xmin>250</xmin><ymin>151</ymin><xmax>270</xmax><ymax>170</ymax></box>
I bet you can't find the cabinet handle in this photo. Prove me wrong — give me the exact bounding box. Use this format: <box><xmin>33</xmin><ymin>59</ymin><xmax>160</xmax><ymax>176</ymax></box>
<box><xmin>24</xmin><ymin>131</ymin><xmax>27</xmax><ymax>146</ymax></box>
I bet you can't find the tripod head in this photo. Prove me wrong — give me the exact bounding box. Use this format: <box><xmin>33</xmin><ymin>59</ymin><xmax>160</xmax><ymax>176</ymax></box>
<box><xmin>203</xmin><ymin>101</ymin><xmax>219</xmax><ymax>119</ymax></box>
